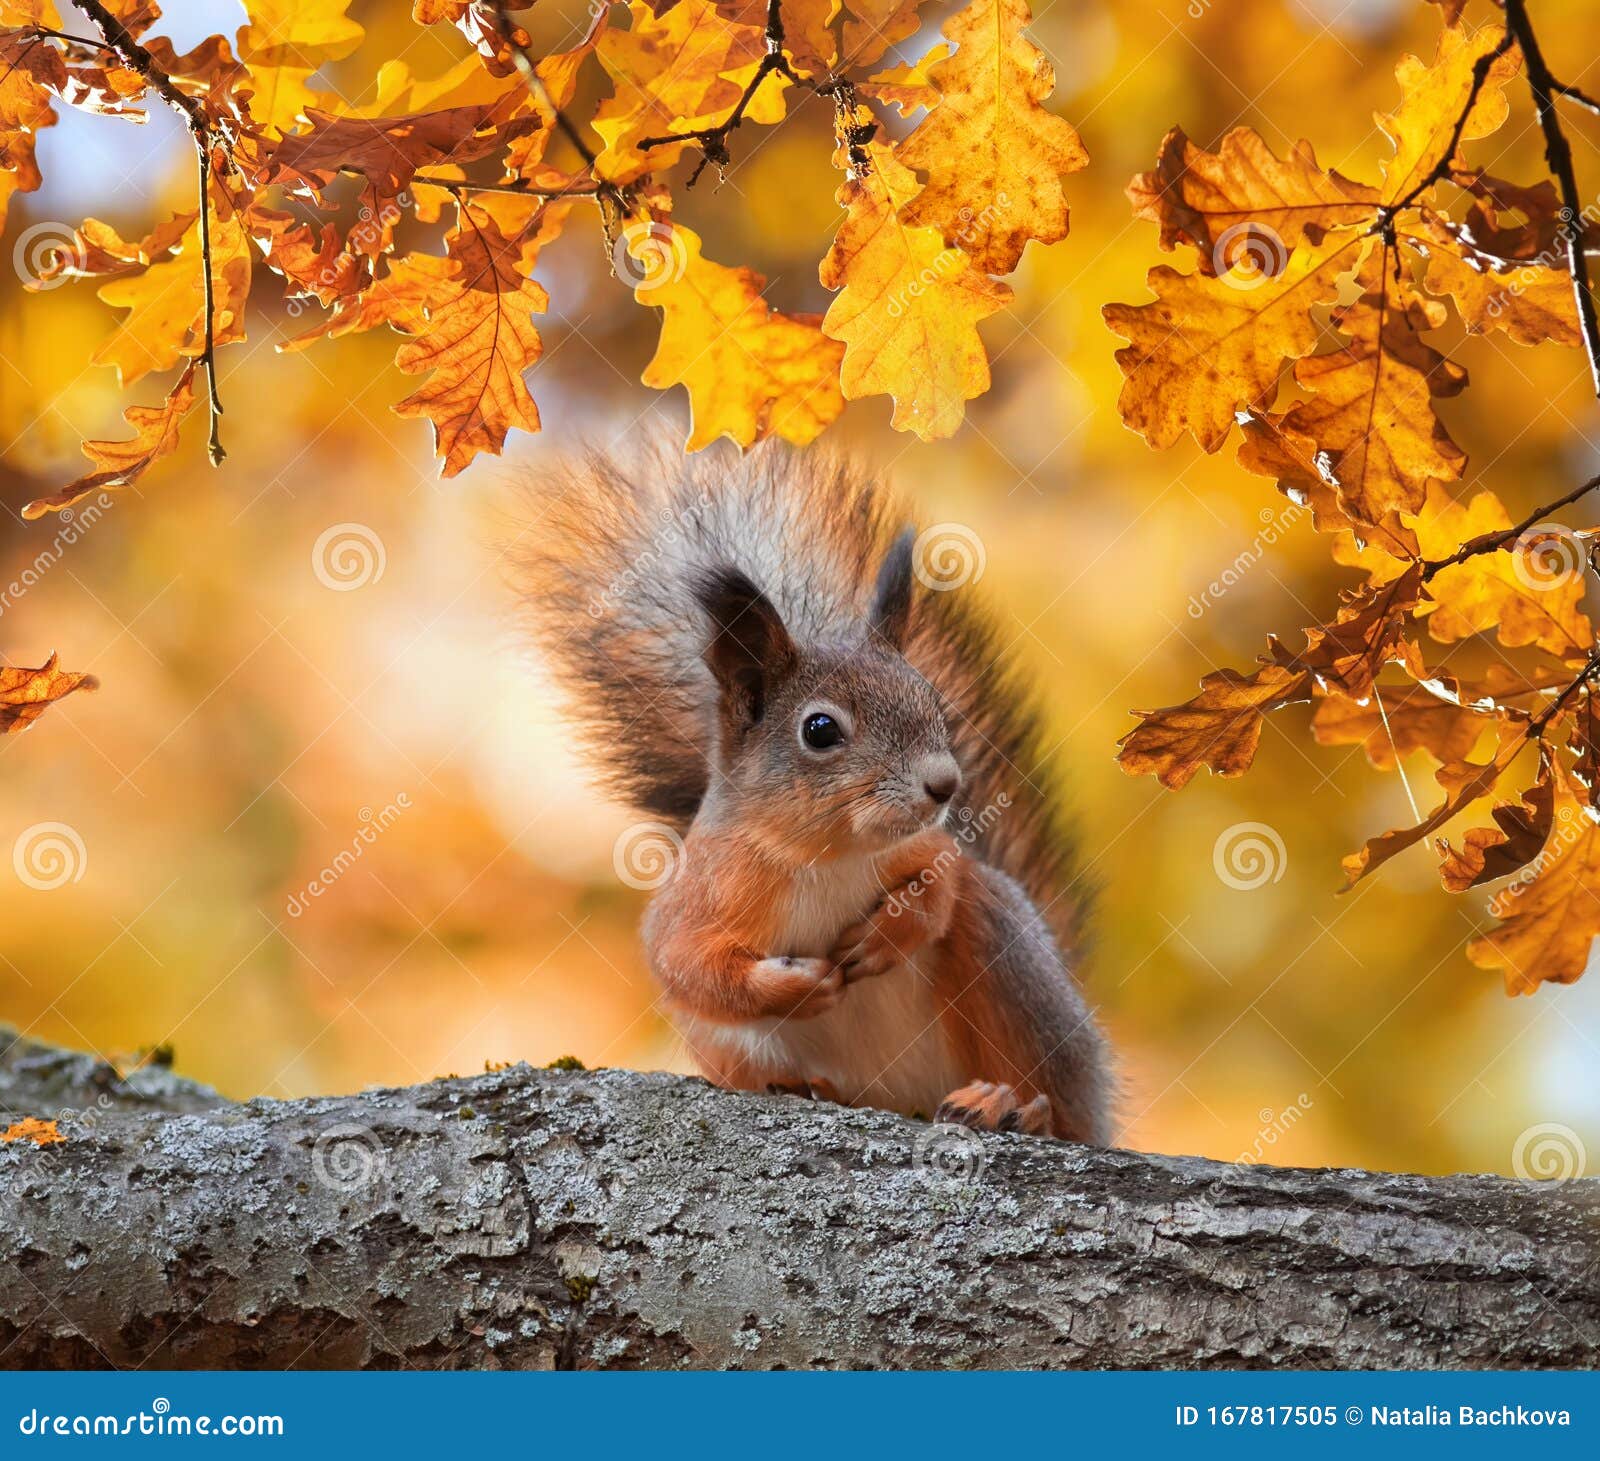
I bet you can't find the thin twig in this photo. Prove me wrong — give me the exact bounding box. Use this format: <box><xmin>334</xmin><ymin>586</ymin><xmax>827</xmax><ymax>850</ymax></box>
<box><xmin>1373</xmin><ymin>29</ymin><xmax>1516</xmax><ymax>236</ymax></box>
<box><xmin>638</xmin><ymin>0</ymin><xmax>809</xmax><ymax>186</ymax></box>
<box><xmin>488</xmin><ymin>0</ymin><xmax>598</xmax><ymax>169</ymax></box>
<box><xmin>1422</xmin><ymin>472</ymin><xmax>1600</xmax><ymax>579</ymax></box>
<box><xmin>1554</xmin><ymin>80</ymin><xmax>1600</xmax><ymax>116</ymax></box>
<box><xmin>26</xmin><ymin>25</ymin><xmax>118</xmax><ymax>52</ymax></box>
<box><xmin>406</xmin><ymin>171</ymin><xmax>601</xmax><ymax>200</ymax></box>
<box><xmin>1529</xmin><ymin>647</ymin><xmax>1600</xmax><ymax>740</ymax></box>
<box><xmin>1504</xmin><ymin>0</ymin><xmax>1600</xmax><ymax>397</ymax></box>
<box><xmin>76</xmin><ymin>0</ymin><xmax>225</xmax><ymax>465</ymax></box>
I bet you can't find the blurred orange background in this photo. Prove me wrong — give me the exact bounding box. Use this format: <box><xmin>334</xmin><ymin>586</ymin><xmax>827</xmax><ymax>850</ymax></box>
<box><xmin>3</xmin><ymin>0</ymin><xmax>1599</xmax><ymax>1178</ymax></box>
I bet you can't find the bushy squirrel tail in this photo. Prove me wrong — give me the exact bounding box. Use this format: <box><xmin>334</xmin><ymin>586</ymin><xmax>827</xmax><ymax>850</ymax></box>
<box><xmin>513</xmin><ymin>440</ymin><xmax>1090</xmax><ymax>947</ymax></box>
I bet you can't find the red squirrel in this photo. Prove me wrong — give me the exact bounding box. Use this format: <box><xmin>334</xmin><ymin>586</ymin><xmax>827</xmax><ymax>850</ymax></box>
<box><xmin>519</xmin><ymin>445</ymin><xmax>1111</xmax><ymax>1143</ymax></box>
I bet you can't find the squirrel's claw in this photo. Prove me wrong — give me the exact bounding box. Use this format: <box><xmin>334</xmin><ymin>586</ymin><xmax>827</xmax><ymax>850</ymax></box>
<box><xmin>935</xmin><ymin>1081</ymin><xmax>1054</xmax><ymax>1137</ymax></box>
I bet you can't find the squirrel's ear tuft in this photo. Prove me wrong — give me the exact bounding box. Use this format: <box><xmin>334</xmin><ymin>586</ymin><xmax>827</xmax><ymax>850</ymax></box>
<box><xmin>694</xmin><ymin>566</ymin><xmax>796</xmax><ymax>728</ymax></box>
<box><xmin>868</xmin><ymin>526</ymin><xmax>916</xmax><ymax>650</ymax></box>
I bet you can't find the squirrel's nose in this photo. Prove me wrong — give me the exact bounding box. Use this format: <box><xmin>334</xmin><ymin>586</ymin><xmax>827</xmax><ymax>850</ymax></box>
<box><xmin>918</xmin><ymin>755</ymin><xmax>961</xmax><ymax>807</ymax></box>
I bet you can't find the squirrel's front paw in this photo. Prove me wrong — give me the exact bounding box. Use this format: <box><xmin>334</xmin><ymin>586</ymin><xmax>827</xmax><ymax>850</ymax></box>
<box><xmin>831</xmin><ymin>894</ymin><xmax>930</xmax><ymax>980</ymax></box>
<box><xmin>749</xmin><ymin>956</ymin><xmax>844</xmax><ymax>1019</ymax></box>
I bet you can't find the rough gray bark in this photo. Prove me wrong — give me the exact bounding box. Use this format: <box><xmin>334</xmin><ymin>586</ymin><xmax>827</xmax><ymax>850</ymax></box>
<box><xmin>1</xmin><ymin>1028</ymin><xmax>1596</xmax><ymax>1370</ymax></box>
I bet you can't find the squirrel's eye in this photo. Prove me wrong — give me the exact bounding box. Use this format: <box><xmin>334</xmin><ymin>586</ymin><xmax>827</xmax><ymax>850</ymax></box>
<box><xmin>801</xmin><ymin>712</ymin><xmax>844</xmax><ymax>750</ymax></box>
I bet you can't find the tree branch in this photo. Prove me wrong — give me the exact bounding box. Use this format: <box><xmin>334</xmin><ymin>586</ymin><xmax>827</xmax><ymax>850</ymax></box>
<box><xmin>1</xmin><ymin>1029</ymin><xmax>1597</xmax><ymax>1370</ymax></box>
<box><xmin>75</xmin><ymin>0</ymin><xmax>226</xmax><ymax>466</ymax></box>
<box><xmin>1421</xmin><ymin>471</ymin><xmax>1600</xmax><ymax>580</ymax></box>
<box><xmin>1504</xmin><ymin>0</ymin><xmax>1600</xmax><ymax>397</ymax></box>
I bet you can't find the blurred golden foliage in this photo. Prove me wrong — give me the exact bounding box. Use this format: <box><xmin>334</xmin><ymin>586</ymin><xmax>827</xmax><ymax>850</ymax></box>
<box><xmin>3</xmin><ymin>0</ymin><xmax>1600</xmax><ymax>1179</ymax></box>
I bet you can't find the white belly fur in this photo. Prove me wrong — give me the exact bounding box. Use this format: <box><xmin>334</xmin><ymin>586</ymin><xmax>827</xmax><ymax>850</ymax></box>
<box><xmin>681</xmin><ymin>851</ymin><xmax>964</xmax><ymax>1114</ymax></box>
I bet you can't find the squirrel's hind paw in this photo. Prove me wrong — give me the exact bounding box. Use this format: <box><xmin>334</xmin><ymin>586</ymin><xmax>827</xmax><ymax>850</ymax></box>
<box><xmin>936</xmin><ymin>1081</ymin><xmax>1053</xmax><ymax>1137</ymax></box>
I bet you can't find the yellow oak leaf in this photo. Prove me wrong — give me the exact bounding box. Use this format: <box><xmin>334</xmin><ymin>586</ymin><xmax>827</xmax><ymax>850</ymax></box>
<box><xmin>1103</xmin><ymin>231</ymin><xmax>1360</xmax><ymax>452</ymax></box>
<box><xmin>0</xmin><ymin>29</ymin><xmax>64</xmax><ymax>231</ymax></box>
<box><xmin>896</xmin><ymin>0</ymin><xmax>1087</xmax><ymax>275</ymax></box>
<box><xmin>630</xmin><ymin>222</ymin><xmax>844</xmax><ymax>451</ymax></box>
<box><xmin>1412</xmin><ymin>486</ymin><xmax>1593</xmax><ymax>659</ymax></box>
<box><xmin>1378</xmin><ymin>22</ymin><xmax>1516</xmax><ymax>206</ymax></box>
<box><xmin>819</xmin><ymin>136</ymin><xmax>1010</xmax><ymax>441</ymax></box>
<box><xmin>237</xmin><ymin>0</ymin><xmax>365</xmax><ymax>136</ymax></box>
<box><xmin>89</xmin><ymin>186</ymin><xmax>251</xmax><ymax>387</ymax></box>
<box><xmin>592</xmin><ymin>0</ymin><xmax>785</xmax><ymax>184</ymax></box>
<box><xmin>861</xmin><ymin>43</ymin><xmax>949</xmax><ymax>116</ymax></box>
<box><xmin>839</xmin><ymin>0</ymin><xmax>930</xmax><ymax>70</ymax></box>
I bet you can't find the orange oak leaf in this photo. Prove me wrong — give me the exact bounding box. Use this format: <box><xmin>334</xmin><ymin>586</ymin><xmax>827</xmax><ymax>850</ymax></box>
<box><xmin>820</xmin><ymin>135</ymin><xmax>1010</xmax><ymax>441</ymax></box>
<box><xmin>1281</xmin><ymin>243</ymin><xmax>1466</xmax><ymax>532</ymax></box>
<box><xmin>629</xmin><ymin>222</ymin><xmax>844</xmax><ymax>451</ymax></box>
<box><xmin>1128</xmin><ymin>126</ymin><xmax>1378</xmax><ymax>270</ymax></box>
<box><xmin>1419</xmin><ymin>219</ymin><xmax>1582</xmax><ymax>348</ymax></box>
<box><xmin>0</xmin><ymin>1117</ymin><xmax>65</xmax><ymax>1144</ymax></box>
<box><xmin>896</xmin><ymin>0</ymin><xmax>1088</xmax><ymax>276</ymax></box>
<box><xmin>1103</xmin><ymin>231</ymin><xmax>1360</xmax><ymax>452</ymax></box>
<box><xmin>1468</xmin><ymin>757</ymin><xmax>1600</xmax><ymax>993</ymax></box>
<box><xmin>393</xmin><ymin>196</ymin><xmax>567</xmax><ymax>476</ymax></box>
<box><xmin>1341</xmin><ymin>720</ymin><xmax>1526</xmax><ymax>886</ymax></box>
<box><xmin>24</xmin><ymin>360</ymin><xmax>197</xmax><ymax>519</ymax></box>
<box><xmin>0</xmin><ymin>655</ymin><xmax>98</xmax><ymax>734</ymax></box>
<box><xmin>1437</xmin><ymin>754</ymin><xmax>1558</xmax><ymax>892</ymax></box>
<box><xmin>1311</xmin><ymin>680</ymin><xmax>1490</xmax><ymax>772</ymax></box>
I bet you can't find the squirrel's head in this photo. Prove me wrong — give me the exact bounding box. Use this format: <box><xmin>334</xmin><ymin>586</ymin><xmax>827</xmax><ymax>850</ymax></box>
<box><xmin>693</xmin><ymin>529</ymin><xmax>961</xmax><ymax>860</ymax></box>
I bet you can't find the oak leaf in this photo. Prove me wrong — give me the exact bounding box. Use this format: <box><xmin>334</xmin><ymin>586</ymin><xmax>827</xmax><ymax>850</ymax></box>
<box><xmin>1468</xmin><ymin>759</ymin><xmax>1600</xmax><ymax>993</ymax></box>
<box><xmin>896</xmin><ymin>0</ymin><xmax>1088</xmax><ymax>275</ymax></box>
<box><xmin>1311</xmin><ymin>680</ymin><xmax>1489</xmax><ymax>772</ymax></box>
<box><xmin>237</xmin><ymin>0</ymin><xmax>365</xmax><ymax>136</ymax></box>
<box><xmin>393</xmin><ymin>196</ymin><xmax>566</xmax><ymax>475</ymax></box>
<box><xmin>0</xmin><ymin>655</ymin><xmax>98</xmax><ymax>734</ymax></box>
<box><xmin>1103</xmin><ymin>232</ymin><xmax>1359</xmax><ymax>452</ymax></box>
<box><xmin>631</xmin><ymin>222</ymin><xmax>844</xmax><ymax>451</ymax></box>
<box><xmin>1128</xmin><ymin>126</ymin><xmax>1377</xmax><ymax>269</ymax></box>
<box><xmin>1437</xmin><ymin>757</ymin><xmax>1557</xmax><ymax>892</ymax></box>
<box><xmin>25</xmin><ymin>362</ymin><xmax>197</xmax><ymax>518</ymax></box>
<box><xmin>820</xmin><ymin>136</ymin><xmax>1010</xmax><ymax>441</ymax></box>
